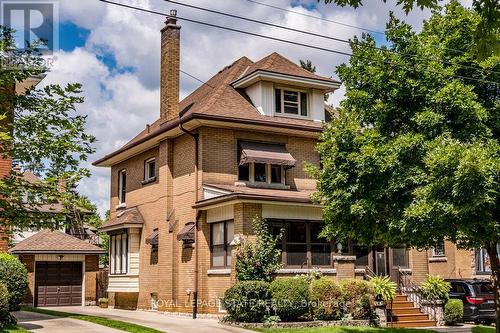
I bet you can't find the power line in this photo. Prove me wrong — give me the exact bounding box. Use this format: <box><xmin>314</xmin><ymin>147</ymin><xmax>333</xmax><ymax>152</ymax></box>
<box><xmin>98</xmin><ymin>0</ymin><xmax>499</xmax><ymax>85</ymax></box>
<box><xmin>246</xmin><ymin>0</ymin><xmax>468</xmax><ymax>56</ymax></box>
<box><xmin>165</xmin><ymin>0</ymin><xmax>499</xmax><ymax>76</ymax></box>
<box><xmin>180</xmin><ymin>69</ymin><xmax>214</xmax><ymax>88</ymax></box>
<box><xmin>246</xmin><ymin>0</ymin><xmax>385</xmax><ymax>35</ymax></box>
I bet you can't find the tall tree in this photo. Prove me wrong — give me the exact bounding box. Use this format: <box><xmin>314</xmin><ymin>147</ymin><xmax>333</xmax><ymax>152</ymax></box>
<box><xmin>300</xmin><ymin>59</ymin><xmax>317</xmax><ymax>73</ymax></box>
<box><xmin>322</xmin><ymin>0</ymin><xmax>499</xmax><ymax>59</ymax></box>
<box><xmin>311</xmin><ymin>1</ymin><xmax>500</xmax><ymax>329</ymax></box>
<box><xmin>0</xmin><ymin>26</ymin><xmax>96</xmax><ymax>232</ymax></box>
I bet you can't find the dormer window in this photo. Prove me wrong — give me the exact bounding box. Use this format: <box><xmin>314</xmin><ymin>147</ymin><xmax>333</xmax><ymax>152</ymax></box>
<box><xmin>275</xmin><ymin>88</ymin><xmax>308</xmax><ymax>117</ymax></box>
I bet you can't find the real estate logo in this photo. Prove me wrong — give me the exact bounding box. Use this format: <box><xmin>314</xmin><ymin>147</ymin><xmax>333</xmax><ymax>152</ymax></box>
<box><xmin>0</xmin><ymin>0</ymin><xmax>59</xmax><ymax>69</ymax></box>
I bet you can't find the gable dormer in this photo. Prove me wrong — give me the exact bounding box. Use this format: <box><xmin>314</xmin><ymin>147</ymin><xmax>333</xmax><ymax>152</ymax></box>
<box><xmin>231</xmin><ymin>53</ymin><xmax>340</xmax><ymax>122</ymax></box>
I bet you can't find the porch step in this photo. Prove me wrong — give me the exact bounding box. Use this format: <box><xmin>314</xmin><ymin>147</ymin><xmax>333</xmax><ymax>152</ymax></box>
<box><xmin>388</xmin><ymin>320</ymin><xmax>437</xmax><ymax>328</ymax></box>
<box><xmin>387</xmin><ymin>293</ymin><xmax>436</xmax><ymax>328</ymax></box>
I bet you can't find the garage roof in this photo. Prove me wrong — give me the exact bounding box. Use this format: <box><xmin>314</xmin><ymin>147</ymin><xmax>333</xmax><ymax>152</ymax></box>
<box><xmin>9</xmin><ymin>230</ymin><xmax>106</xmax><ymax>254</ymax></box>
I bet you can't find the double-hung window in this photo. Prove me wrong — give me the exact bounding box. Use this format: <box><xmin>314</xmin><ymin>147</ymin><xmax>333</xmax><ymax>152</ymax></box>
<box><xmin>432</xmin><ymin>241</ymin><xmax>446</xmax><ymax>257</ymax></box>
<box><xmin>118</xmin><ymin>169</ymin><xmax>126</xmax><ymax>204</ymax></box>
<box><xmin>275</xmin><ymin>88</ymin><xmax>308</xmax><ymax>117</ymax></box>
<box><xmin>144</xmin><ymin>158</ymin><xmax>156</xmax><ymax>182</ymax></box>
<box><xmin>110</xmin><ymin>231</ymin><xmax>128</xmax><ymax>275</ymax></box>
<box><xmin>211</xmin><ymin>220</ymin><xmax>234</xmax><ymax>268</ymax></box>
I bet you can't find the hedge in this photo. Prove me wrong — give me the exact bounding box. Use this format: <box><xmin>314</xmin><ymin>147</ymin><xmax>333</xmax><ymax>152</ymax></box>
<box><xmin>310</xmin><ymin>277</ymin><xmax>342</xmax><ymax>320</ymax></box>
<box><xmin>269</xmin><ymin>277</ymin><xmax>309</xmax><ymax>321</ymax></box>
<box><xmin>444</xmin><ymin>299</ymin><xmax>464</xmax><ymax>325</ymax></box>
<box><xmin>223</xmin><ymin>280</ymin><xmax>270</xmax><ymax>323</ymax></box>
<box><xmin>0</xmin><ymin>254</ymin><xmax>28</xmax><ymax>311</ymax></box>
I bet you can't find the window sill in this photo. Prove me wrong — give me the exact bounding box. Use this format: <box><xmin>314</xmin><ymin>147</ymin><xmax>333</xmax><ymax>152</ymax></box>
<box><xmin>429</xmin><ymin>256</ymin><xmax>448</xmax><ymax>263</ymax></box>
<box><xmin>277</xmin><ymin>268</ymin><xmax>337</xmax><ymax>274</ymax></box>
<box><xmin>207</xmin><ymin>268</ymin><xmax>231</xmax><ymax>275</ymax></box>
<box><xmin>234</xmin><ymin>181</ymin><xmax>290</xmax><ymax>190</ymax></box>
<box><xmin>141</xmin><ymin>176</ymin><xmax>157</xmax><ymax>185</ymax></box>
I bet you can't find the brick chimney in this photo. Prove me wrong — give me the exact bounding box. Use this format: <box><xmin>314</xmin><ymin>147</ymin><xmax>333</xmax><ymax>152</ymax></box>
<box><xmin>160</xmin><ymin>10</ymin><xmax>181</xmax><ymax>124</ymax></box>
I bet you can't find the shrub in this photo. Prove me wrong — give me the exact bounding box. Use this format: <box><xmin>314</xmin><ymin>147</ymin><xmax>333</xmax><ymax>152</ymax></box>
<box><xmin>270</xmin><ymin>277</ymin><xmax>309</xmax><ymax>321</ymax></box>
<box><xmin>310</xmin><ymin>277</ymin><xmax>342</xmax><ymax>320</ymax></box>
<box><xmin>421</xmin><ymin>275</ymin><xmax>450</xmax><ymax>301</ymax></box>
<box><xmin>0</xmin><ymin>254</ymin><xmax>28</xmax><ymax>310</ymax></box>
<box><xmin>235</xmin><ymin>217</ymin><xmax>283</xmax><ymax>282</ymax></box>
<box><xmin>0</xmin><ymin>282</ymin><xmax>15</xmax><ymax>328</ymax></box>
<box><xmin>370</xmin><ymin>275</ymin><xmax>396</xmax><ymax>302</ymax></box>
<box><xmin>98</xmin><ymin>298</ymin><xmax>108</xmax><ymax>304</ymax></box>
<box><xmin>444</xmin><ymin>299</ymin><xmax>464</xmax><ymax>325</ymax></box>
<box><xmin>340</xmin><ymin>279</ymin><xmax>374</xmax><ymax>319</ymax></box>
<box><xmin>223</xmin><ymin>281</ymin><xmax>270</xmax><ymax>323</ymax></box>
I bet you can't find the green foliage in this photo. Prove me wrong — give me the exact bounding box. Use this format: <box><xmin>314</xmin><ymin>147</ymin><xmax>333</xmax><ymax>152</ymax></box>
<box><xmin>310</xmin><ymin>277</ymin><xmax>343</xmax><ymax>320</ymax></box>
<box><xmin>323</xmin><ymin>0</ymin><xmax>439</xmax><ymax>13</ymax></box>
<box><xmin>98</xmin><ymin>298</ymin><xmax>108</xmax><ymax>304</ymax></box>
<box><xmin>0</xmin><ymin>254</ymin><xmax>27</xmax><ymax>311</ymax></box>
<box><xmin>0</xmin><ymin>25</ymin><xmax>96</xmax><ymax>231</ymax></box>
<box><xmin>222</xmin><ymin>281</ymin><xmax>271</xmax><ymax>323</ymax></box>
<box><xmin>313</xmin><ymin>1</ymin><xmax>499</xmax><ymax>258</ymax></box>
<box><xmin>421</xmin><ymin>276</ymin><xmax>451</xmax><ymax>301</ymax></box>
<box><xmin>0</xmin><ymin>282</ymin><xmax>15</xmax><ymax>328</ymax></box>
<box><xmin>235</xmin><ymin>217</ymin><xmax>283</xmax><ymax>282</ymax></box>
<box><xmin>269</xmin><ymin>277</ymin><xmax>310</xmax><ymax>321</ymax></box>
<box><xmin>444</xmin><ymin>299</ymin><xmax>464</xmax><ymax>325</ymax></box>
<box><xmin>300</xmin><ymin>59</ymin><xmax>316</xmax><ymax>73</ymax></box>
<box><xmin>340</xmin><ymin>279</ymin><xmax>374</xmax><ymax>320</ymax></box>
<box><xmin>369</xmin><ymin>276</ymin><xmax>396</xmax><ymax>302</ymax></box>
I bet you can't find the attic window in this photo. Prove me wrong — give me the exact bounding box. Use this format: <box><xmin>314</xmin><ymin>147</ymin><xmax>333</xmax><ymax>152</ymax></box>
<box><xmin>275</xmin><ymin>88</ymin><xmax>308</xmax><ymax>117</ymax></box>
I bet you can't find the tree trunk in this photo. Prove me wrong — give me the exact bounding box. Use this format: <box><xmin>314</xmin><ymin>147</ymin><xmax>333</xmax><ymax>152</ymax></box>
<box><xmin>485</xmin><ymin>243</ymin><xmax>500</xmax><ymax>333</ymax></box>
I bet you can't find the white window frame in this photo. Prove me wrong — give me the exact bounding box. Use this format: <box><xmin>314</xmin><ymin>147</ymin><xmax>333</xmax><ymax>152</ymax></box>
<box><xmin>244</xmin><ymin>162</ymin><xmax>285</xmax><ymax>185</ymax></box>
<box><xmin>110</xmin><ymin>231</ymin><xmax>128</xmax><ymax>275</ymax></box>
<box><xmin>274</xmin><ymin>86</ymin><xmax>309</xmax><ymax>118</ymax></box>
<box><xmin>432</xmin><ymin>241</ymin><xmax>446</xmax><ymax>257</ymax></box>
<box><xmin>118</xmin><ymin>169</ymin><xmax>126</xmax><ymax>204</ymax></box>
<box><xmin>144</xmin><ymin>157</ymin><xmax>156</xmax><ymax>181</ymax></box>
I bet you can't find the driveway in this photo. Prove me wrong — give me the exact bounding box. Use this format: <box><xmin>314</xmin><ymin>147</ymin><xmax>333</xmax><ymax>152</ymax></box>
<box><xmin>42</xmin><ymin>306</ymin><xmax>253</xmax><ymax>333</ymax></box>
<box><xmin>13</xmin><ymin>310</ymin><xmax>122</xmax><ymax>333</ymax></box>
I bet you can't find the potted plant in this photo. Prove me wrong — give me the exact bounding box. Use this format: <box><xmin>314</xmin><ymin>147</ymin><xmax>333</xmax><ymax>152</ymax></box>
<box><xmin>370</xmin><ymin>275</ymin><xmax>396</xmax><ymax>306</ymax></box>
<box><xmin>98</xmin><ymin>297</ymin><xmax>108</xmax><ymax>308</ymax></box>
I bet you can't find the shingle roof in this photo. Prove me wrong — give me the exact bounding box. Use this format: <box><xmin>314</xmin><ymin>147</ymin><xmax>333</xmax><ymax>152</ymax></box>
<box><xmin>195</xmin><ymin>183</ymin><xmax>315</xmax><ymax>208</ymax></box>
<box><xmin>238</xmin><ymin>52</ymin><xmax>339</xmax><ymax>83</ymax></box>
<box><xmin>96</xmin><ymin>53</ymin><xmax>335</xmax><ymax>165</ymax></box>
<box><xmin>100</xmin><ymin>207</ymin><xmax>145</xmax><ymax>230</ymax></box>
<box><xmin>9</xmin><ymin>229</ymin><xmax>105</xmax><ymax>254</ymax></box>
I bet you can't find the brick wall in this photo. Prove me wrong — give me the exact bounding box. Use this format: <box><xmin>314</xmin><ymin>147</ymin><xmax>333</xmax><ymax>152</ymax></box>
<box><xmin>85</xmin><ymin>255</ymin><xmax>99</xmax><ymax>304</ymax></box>
<box><xmin>21</xmin><ymin>254</ymin><xmax>35</xmax><ymax>304</ymax></box>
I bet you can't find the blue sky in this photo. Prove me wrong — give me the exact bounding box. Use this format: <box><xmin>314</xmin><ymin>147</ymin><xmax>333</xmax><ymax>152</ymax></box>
<box><xmin>31</xmin><ymin>0</ymin><xmax>450</xmax><ymax>215</ymax></box>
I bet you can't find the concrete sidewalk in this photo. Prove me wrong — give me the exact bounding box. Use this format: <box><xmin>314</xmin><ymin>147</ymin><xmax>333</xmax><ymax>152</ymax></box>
<box><xmin>43</xmin><ymin>306</ymin><xmax>254</xmax><ymax>333</ymax></box>
<box><xmin>14</xmin><ymin>310</ymin><xmax>122</xmax><ymax>333</ymax></box>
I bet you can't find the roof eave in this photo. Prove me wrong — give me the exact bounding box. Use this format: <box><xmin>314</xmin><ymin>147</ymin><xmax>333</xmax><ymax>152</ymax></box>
<box><xmin>193</xmin><ymin>192</ymin><xmax>317</xmax><ymax>209</ymax></box>
<box><xmin>9</xmin><ymin>249</ymin><xmax>106</xmax><ymax>255</ymax></box>
<box><xmin>99</xmin><ymin>223</ymin><xmax>144</xmax><ymax>233</ymax></box>
<box><xmin>231</xmin><ymin>70</ymin><xmax>341</xmax><ymax>92</ymax></box>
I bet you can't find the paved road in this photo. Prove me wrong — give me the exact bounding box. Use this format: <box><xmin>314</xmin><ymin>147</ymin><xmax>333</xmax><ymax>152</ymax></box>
<box><xmin>13</xmin><ymin>310</ymin><xmax>122</xmax><ymax>333</ymax></box>
<box><xmin>43</xmin><ymin>306</ymin><xmax>254</xmax><ymax>333</ymax></box>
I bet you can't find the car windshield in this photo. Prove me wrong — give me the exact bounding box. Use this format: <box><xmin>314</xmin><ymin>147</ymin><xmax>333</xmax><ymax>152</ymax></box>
<box><xmin>472</xmin><ymin>282</ymin><xmax>494</xmax><ymax>295</ymax></box>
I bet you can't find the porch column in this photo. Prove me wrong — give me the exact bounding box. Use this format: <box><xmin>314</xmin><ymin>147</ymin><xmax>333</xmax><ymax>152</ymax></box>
<box><xmin>332</xmin><ymin>255</ymin><xmax>356</xmax><ymax>280</ymax></box>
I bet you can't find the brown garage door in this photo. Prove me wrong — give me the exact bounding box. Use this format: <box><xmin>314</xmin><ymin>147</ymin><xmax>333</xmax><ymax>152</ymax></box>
<box><xmin>35</xmin><ymin>261</ymin><xmax>82</xmax><ymax>307</ymax></box>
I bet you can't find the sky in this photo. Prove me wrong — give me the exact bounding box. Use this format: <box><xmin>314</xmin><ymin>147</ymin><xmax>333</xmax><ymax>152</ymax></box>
<box><xmin>34</xmin><ymin>0</ymin><xmax>471</xmax><ymax>216</ymax></box>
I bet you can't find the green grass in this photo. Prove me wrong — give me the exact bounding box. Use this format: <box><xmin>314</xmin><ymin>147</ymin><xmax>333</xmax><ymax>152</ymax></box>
<box><xmin>20</xmin><ymin>306</ymin><xmax>164</xmax><ymax>333</ymax></box>
<box><xmin>472</xmin><ymin>326</ymin><xmax>495</xmax><ymax>333</ymax></box>
<box><xmin>0</xmin><ymin>325</ymin><xmax>29</xmax><ymax>333</ymax></box>
<box><xmin>252</xmin><ymin>327</ymin><xmax>439</xmax><ymax>333</ymax></box>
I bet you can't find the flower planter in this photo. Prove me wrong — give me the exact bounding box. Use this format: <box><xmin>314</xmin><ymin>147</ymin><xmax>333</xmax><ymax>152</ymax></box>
<box><xmin>99</xmin><ymin>303</ymin><xmax>108</xmax><ymax>308</ymax></box>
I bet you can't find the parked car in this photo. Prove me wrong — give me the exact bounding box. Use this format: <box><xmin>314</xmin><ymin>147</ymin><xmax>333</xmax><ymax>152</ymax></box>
<box><xmin>446</xmin><ymin>279</ymin><xmax>495</xmax><ymax>324</ymax></box>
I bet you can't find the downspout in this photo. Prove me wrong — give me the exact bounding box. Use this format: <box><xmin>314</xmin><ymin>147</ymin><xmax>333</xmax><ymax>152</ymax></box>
<box><xmin>179</xmin><ymin>119</ymin><xmax>199</xmax><ymax>319</ymax></box>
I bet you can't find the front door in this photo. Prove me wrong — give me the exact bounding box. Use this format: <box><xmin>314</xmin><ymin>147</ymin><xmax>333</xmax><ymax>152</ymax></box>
<box><xmin>375</xmin><ymin>248</ymin><xmax>387</xmax><ymax>276</ymax></box>
<box><xmin>35</xmin><ymin>261</ymin><xmax>83</xmax><ymax>307</ymax></box>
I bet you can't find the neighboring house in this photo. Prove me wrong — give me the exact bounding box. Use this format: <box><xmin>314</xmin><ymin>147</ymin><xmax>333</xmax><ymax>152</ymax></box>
<box><xmin>93</xmin><ymin>13</ymin><xmax>486</xmax><ymax>315</ymax></box>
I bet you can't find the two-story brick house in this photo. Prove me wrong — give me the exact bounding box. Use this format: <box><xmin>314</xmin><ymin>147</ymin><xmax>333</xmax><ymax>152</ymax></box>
<box><xmin>94</xmin><ymin>12</ymin><xmax>485</xmax><ymax>315</ymax></box>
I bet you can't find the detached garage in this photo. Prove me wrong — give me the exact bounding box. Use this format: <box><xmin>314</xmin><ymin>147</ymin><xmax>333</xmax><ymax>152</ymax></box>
<box><xmin>9</xmin><ymin>230</ymin><xmax>106</xmax><ymax>307</ymax></box>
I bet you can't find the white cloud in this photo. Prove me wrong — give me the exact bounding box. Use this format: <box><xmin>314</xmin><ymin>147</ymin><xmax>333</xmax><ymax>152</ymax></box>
<box><xmin>51</xmin><ymin>0</ymin><xmax>438</xmax><ymax>215</ymax></box>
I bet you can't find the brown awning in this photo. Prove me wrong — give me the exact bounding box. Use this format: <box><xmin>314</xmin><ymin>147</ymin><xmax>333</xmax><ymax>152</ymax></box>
<box><xmin>145</xmin><ymin>229</ymin><xmax>158</xmax><ymax>245</ymax></box>
<box><xmin>239</xmin><ymin>141</ymin><xmax>296</xmax><ymax>167</ymax></box>
<box><xmin>177</xmin><ymin>222</ymin><xmax>195</xmax><ymax>242</ymax></box>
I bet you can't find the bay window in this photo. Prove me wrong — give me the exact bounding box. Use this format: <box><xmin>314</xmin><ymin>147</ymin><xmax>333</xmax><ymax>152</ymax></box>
<box><xmin>110</xmin><ymin>231</ymin><xmax>128</xmax><ymax>275</ymax></box>
<box><xmin>211</xmin><ymin>220</ymin><xmax>234</xmax><ymax>268</ymax></box>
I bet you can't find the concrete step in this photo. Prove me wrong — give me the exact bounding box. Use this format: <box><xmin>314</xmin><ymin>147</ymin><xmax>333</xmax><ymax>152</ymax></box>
<box><xmin>391</xmin><ymin>313</ymin><xmax>430</xmax><ymax>321</ymax></box>
<box><xmin>388</xmin><ymin>320</ymin><xmax>437</xmax><ymax>328</ymax></box>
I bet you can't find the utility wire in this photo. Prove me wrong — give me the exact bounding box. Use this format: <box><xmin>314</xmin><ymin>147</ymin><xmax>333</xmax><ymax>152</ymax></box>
<box><xmin>165</xmin><ymin>0</ymin><xmax>499</xmax><ymax>76</ymax></box>
<box><xmin>180</xmin><ymin>69</ymin><xmax>214</xmax><ymax>88</ymax></box>
<box><xmin>246</xmin><ymin>0</ymin><xmax>385</xmax><ymax>35</ymax></box>
<box><xmin>246</xmin><ymin>0</ymin><xmax>468</xmax><ymax>56</ymax></box>
<box><xmin>98</xmin><ymin>0</ymin><xmax>499</xmax><ymax>85</ymax></box>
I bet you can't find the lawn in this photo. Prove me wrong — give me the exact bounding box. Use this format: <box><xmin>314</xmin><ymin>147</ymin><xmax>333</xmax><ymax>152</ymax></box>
<box><xmin>252</xmin><ymin>327</ymin><xmax>439</xmax><ymax>333</ymax></box>
<box><xmin>0</xmin><ymin>325</ymin><xmax>29</xmax><ymax>333</ymax></box>
<box><xmin>472</xmin><ymin>326</ymin><xmax>495</xmax><ymax>333</ymax></box>
<box><xmin>20</xmin><ymin>306</ymin><xmax>164</xmax><ymax>333</ymax></box>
